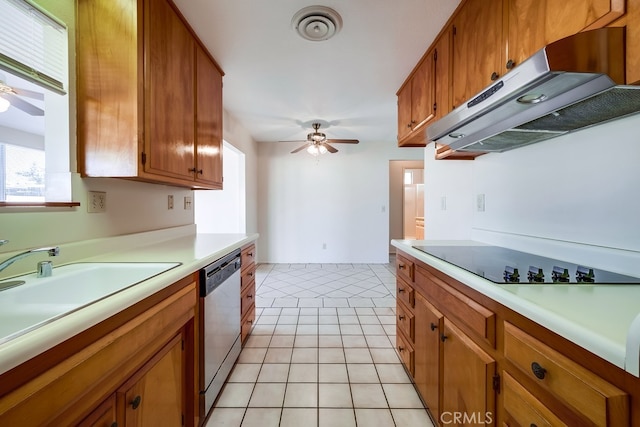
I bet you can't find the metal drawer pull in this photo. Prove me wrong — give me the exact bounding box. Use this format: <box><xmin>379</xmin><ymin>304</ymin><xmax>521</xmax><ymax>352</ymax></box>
<box><xmin>247</xmin><ymin>294</ymin><xmax>253</xmax><ymax>299</ymax></box>
<box><xmin>440</xmin><ymin>334</ymin><xmax>448</xmax><ymax>342</ymax></box>
<box><xmin>398</xmin><ymin>315</ymin><xmax>405</xmax><ymax>321</ymax></box>
<box><xmin>531</xmin><ymin>362</ymin><xmax>547</xmax><ymax>379</ymax></box>
<box><xmin>398</xmin><ymin>346</ymin><xmax>405</xmax><ymax>352</ymax></box>
<box><xmin>430</xmin><ymin>322</ymin><xmax>437</xmax><ymax>331</ymax></box>
<box><xmin>398</xmin><ymin>263</ymin><xmax>406</xmax><ymax>269</ymax></box>
<box><xmin>398</xmin><ymin>288</ymin><xmax>405</xmax><ymax>293</ymax></box>
<box><xmin>130</xmin><ymin>395</ymin><xmax>142</xmax><ymax>410</ymax></box>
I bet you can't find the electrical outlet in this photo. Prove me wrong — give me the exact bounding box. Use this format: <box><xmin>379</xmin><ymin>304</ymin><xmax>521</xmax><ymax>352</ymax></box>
<box><xmin>477</xmin><ymin>194</ymin><xmax>485</xmax><ymax>212</ymax></box>
<box><xmin>168</xmin><ymin>195</ymin><xmax>174</xmax><ymax>210</ymax></box>
<box><xmin>87</xmin><ymin>191</ymin><xmax>106</xmax><ymax>213</ymax></box>
<box><xmin>184</xmin><ymin>196</ymin><xmax>193</xmax><ymax>210</ymax></box>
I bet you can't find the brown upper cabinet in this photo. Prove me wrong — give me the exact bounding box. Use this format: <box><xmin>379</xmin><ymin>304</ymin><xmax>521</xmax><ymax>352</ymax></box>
<box><xmin>506</xmin><ymin>0</ymin><xmax>625</xmax><ymax>74</ymax></box>
<box><xmin>451</xmin><ymin>0</ymin><xmax>503</xmax><ymax>111</ymax></box>
<box><xmin>397</xmin><ymin>30</ymin><xmax>452</xmax><ymax>147</ymax></box>
<box><xmin>398</xmin><ymin>0</ymin><xmax>629</xmax><ymax>157</ymax></box>
<box><xmin>77</xmin><ymin>0</ymin><xmax>224</xmax><ymax>190</ymax></box>
<box><xmin>397</xmin><ymin>51</ymin><xmax>436</xmax><ymax>146</ymax></box>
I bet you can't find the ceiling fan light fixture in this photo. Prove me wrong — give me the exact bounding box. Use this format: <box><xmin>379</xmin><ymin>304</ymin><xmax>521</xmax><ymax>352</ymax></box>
<box><xmin>307</xmin><ymin>144</ymin><xmax>328</xmax><ymax>156</ymax></box>
<box><xmin>0</xmin><ymin>96</ymin><xmax>9</xmax><ymax>113</ymax></box>
<box><xmin>292</xmin><ymin>6</ymin><xmax>343</xmax><ymax>42</ymax></box>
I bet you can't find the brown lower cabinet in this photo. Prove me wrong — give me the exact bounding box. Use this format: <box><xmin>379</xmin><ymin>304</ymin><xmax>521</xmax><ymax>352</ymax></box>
<box><xmin>0</xmin><ymin>276</ymin><xmax>197</xmax><ymax>427</ymax></box>
<box><xmin>240</xmin><ymin>243</ymin><xmax>257</xmax><ymax>345</ymax></box>
<box><xmin>396</xmin><ymin>250</ymin><xmax>636</xmax><ymax>427</ymax></box>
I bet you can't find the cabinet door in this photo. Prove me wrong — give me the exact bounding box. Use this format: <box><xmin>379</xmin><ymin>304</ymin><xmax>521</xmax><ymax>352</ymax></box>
<box><xmin>145</xmin><ymin>0</ymin><xmax>196</xmax><ymax>182</ymax></box>
<box><xmin>118</xmin><ymin>334</ymin><xmax>184</xmax><ymax>427</ymax></box>
<box><xmin>397</xmin><ymin>83</ymin><xmax>412</xmax><ymax>141</ymax></box>
<box><xmin>433</xmin><ymin>28</ymin><xmax>452</xmax><ymax>121</ymax></box>
<box><xmin>413</xmin><ymin>293</ymin><xmax>443</xmax><ymax>421</ymax></box>
<box><xmin>451</xmin><ymin>0</ymin><xmax>503</xmax><ymax>108</ymax></box>
<box><xmin>195</xmin><ymin>45</ymin><xmax>223</xmax><ymax>188</ymax></box>
<box><xmin>411</xmin><ymin>54</ymin><xmax>436</xmax><ymax>129</ymax></box>
<box><xmin>507</xmin><ymin>0</ymin><xmax>625</xmax><ymax>72</ymax></box>
<box><xmin>441</xmin><ymin>319</ymin><xmax>496</xmax><ymax>426</ymax></box>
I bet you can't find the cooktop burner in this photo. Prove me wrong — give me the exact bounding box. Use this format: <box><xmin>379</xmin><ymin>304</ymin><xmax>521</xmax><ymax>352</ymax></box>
<box><xmin>411</xmin><ymin>245</ymin><xmax>640</xmax><ymax>284</ymax></box>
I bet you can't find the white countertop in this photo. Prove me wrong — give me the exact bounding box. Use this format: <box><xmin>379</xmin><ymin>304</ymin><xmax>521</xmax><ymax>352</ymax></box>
<box><xmin>392</xmin><ymin>239</ymin><xmax>640</xmax><ymax>377</ymax></box>
<box><xmin>0</xmin><ymin>226</ymin><xmax>258</xmax><ymax>376</ymax></box>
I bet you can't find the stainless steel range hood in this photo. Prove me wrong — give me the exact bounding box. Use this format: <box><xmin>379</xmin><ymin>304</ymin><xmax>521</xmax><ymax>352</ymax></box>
<box><xmin>427</xmin><ymin>27</ymin><xmax>640</xmax><ymax>153</ymax></box>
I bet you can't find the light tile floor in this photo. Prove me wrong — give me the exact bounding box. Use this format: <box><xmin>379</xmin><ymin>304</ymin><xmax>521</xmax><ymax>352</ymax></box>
<box><xmin>206</xmin><ymin>261</ymin><xmax>435</xmax><ymax>427</ymax></box>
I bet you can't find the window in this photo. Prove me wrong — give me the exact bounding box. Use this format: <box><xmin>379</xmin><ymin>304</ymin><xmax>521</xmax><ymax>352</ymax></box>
<box><xmin>0</xmin><ymin>0</ymin><xmax>71</xmax><ymax>205</ymax></box>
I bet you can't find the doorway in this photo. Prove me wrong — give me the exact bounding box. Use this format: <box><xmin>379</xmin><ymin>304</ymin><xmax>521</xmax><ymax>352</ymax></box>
<box><xmin>195</xmin><ymin>141</ymin><xmax>246</xmax><ymax>233</ymax></box>
<box><xmin>389</xmin><ymin>160</ymin><xmax>424</xmax><ymax>253</ymax></box>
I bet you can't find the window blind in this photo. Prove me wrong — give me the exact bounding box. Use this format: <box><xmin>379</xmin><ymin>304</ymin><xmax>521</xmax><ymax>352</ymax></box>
<box><xmin>0</xmin><ymin>0</ymin><xmax>67</xmax><ymax>94</ymax></box>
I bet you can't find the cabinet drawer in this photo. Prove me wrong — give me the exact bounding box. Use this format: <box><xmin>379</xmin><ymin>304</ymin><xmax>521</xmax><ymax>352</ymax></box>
<box><xmin>396</xmin><ymin>254</ymin><xmax>414</xmax><ymax>283</ymax></box>
<box><xmin>242</xmin><ymin>263</ymin><xmax>256</xmax><ymax>290</ymax></box>
<box><xmin>504</xmin><ymin>323</ymin><xmax>628</xmax><ymax>427</ymax></box>
<box><xmin>396</xmin><ymin>331</ymin><xmax>415</xmax><ymax>376</ymax></box>
<box><xmin>241</xmin><ymin>307</ymin><xmax>255</xmax><ymax>344</ymax></box>
<box><xmin>416</xmin><ymin>265</ymin><xmax>495</xmax><ymax>346</ymax></box>
<box><xmin>396</xmin><ymin>301</ymin><xmax>415</xmax><ymax>341</ymax></box>
<box><xmin>241</xmin><ymin>244</ymin><xmax>256</xmax><ymax>271</ymax></box>
<box><xmin>396</xmin><ymin>277</ymin><xmax>415</xmax><ymax>308</ymax></box>
<box><xmin>241</xmin><ymin>280</ymin><xmax>255</xmax><ymax>317</ymax></box>
<box><xmin>503</xmin><ymin>371</ymin><xmax>567</xmax><ymax>427</ymax></box>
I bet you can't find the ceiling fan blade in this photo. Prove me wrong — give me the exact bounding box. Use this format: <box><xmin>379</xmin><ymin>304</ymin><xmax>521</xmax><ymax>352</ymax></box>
<box><xmin>323</xmin><ymin>143</ymin><xmax>338</xmax><ymax>153</ymax></box>
<box><xmin>326</xmin><ymin>139</ymin><xmax>359</xmax><ymax>144</ymax></box>
<box><xmin>12</xmin><ymin>87</ymin><xmax>45</xmax><ymax>100</ymax></box>
<box><xmin>291</xmin><ymin>143</ymin><xmax>310</xmax><ymax>153</ymax></box>
<box><xmin>3</xmin><ymin>93</ymin><xmax>44</xmax><ymax>116</ymax></box>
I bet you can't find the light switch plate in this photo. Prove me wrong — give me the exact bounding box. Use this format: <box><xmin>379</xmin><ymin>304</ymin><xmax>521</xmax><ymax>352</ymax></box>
<box><xmin>477</xmin><ymin>194</ymin><xmax>485</xmax><ymax>212</ymax></box>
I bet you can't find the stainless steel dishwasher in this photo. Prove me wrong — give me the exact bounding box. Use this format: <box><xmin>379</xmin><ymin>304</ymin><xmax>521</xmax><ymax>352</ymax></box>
<box><xmin>199</xmin><ymin>249</ymin><xmax>242</xmax><ymax>416</ymax></box>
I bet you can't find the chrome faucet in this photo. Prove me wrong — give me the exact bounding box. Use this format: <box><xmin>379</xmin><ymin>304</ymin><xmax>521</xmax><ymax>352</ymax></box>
<box><xmin>0</xmin><ymin>244</ymin><xmax>60</xmax><ymax>275</ymax></box>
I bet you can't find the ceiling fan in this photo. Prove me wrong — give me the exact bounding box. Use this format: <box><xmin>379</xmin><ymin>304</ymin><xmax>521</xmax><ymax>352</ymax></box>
<box><xmin>283</xmin><ymin>122</ymin><xmax>359</xmax><ymax>155</ymax></box>
<box><xmin>0</xmin><ymin>75</ymin><xmax>45</xmax><ymax>116</ymax></box>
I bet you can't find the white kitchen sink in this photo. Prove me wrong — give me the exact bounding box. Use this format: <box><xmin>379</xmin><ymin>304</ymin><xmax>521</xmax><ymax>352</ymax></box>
<box><xmin>0</xmin><ymin>262</ymin><xmax>180</xmax><ymax>343</ymax></box>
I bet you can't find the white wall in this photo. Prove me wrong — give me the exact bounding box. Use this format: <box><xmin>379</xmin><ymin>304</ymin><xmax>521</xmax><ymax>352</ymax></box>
<box><xmin>423</xmin><ymin>113</ymin><xmax>640</xmax><ymax>275</ymax></box>
<box><xmin>195</xmin><ymin>142</ymin><xmax>246</xmax><ymax>233</ymax></box>
<box><xmin>258</xmin><ymin>140</ymin><xmax>423</xmax><ymax>263</ymax></box>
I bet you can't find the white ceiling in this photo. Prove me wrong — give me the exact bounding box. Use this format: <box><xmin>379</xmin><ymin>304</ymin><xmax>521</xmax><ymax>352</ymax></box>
<box><xmin>171</xmin><ymin>0</ymin><xmax>462</xmax><ymax>145</ymax></box>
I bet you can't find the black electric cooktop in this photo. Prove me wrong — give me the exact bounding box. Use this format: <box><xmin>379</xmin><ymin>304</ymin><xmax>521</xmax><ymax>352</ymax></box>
<box><xmin>412</xmin><ymin>245</ymin><xmax>640</xmax><ymax>284</ymax></box>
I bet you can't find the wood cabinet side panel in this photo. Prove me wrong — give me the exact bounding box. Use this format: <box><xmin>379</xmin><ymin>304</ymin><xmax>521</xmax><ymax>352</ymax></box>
<box><xmin>77</xmin><ymin>0</ymin><xmax>142</xmax><ymax>177</ymax></box>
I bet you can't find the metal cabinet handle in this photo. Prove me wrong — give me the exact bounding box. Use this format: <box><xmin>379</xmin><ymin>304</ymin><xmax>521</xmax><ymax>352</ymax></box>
<box><xmin>531</xmin><ymin>362</ymin><xmax>547</xmax><ymax>379</ymax></box>
<box><xmin>248</xmin><ymin>271</ymin><xmax>254</xmax><ymax>277</ymax></box>
<box><xmin>506</xmin><ymin>59</ymin><xmax>515</xmax><ymax>69</ymax></box>
<box><xmin>399</xmin><ymin>315</ymin><xmax>405</xmax><ymax>321</ymax></box>
<box><xmin>398</xmin><ymin>287</ymin><xmax>405</xmax><ymax>293</ymax></box>
<box><xmin>490</xmin><ymin>71</ymin><xmax>499</xmax><ymax>81</ymax></box>
<box><xmin>247</xmin><ymin>294</ymin><xmax>253</xmax><ymax>299</ymax></box>
<box><xmin>440</xmin><ymin>334</ymin><xmax>448</xmax><ymax>342</ymax></box>
<box><xmin>430</xmin><ymin>322</ymin><xmax>437</xmax><ymax>331</ymax></box>
<box><xmin>397</xmin><ymin>346</ymin><xmax>405</xmax><ymax>352</ymax></box>
<box><xmin>130</xmin><ymin>395</ymin><xmax>142</xmax><ymax>410</ymax></box>
<box><xmin>398</xmin><ymin>263</ymin><xmax>406</xmax><ymax>270</ymax></box>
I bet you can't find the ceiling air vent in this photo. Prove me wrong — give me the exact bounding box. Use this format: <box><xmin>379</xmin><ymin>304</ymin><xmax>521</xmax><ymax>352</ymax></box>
<box><xmin>291</xmin><ymin>6</ymin><xmax>342</xmax><ymax>42</ymax></box>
